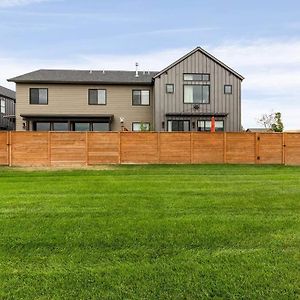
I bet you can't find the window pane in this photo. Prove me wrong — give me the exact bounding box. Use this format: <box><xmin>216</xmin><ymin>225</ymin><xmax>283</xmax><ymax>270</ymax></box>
<box><xmin>132</xmin><ymin>123</ymin><xmax>142</xmax><ymax>131</ymax></box>
<box><xmin>98</xmin><ymin>90</ymin><xmax>106</xmax><ymax>104</ymax></box>
<box><xmin>0</xmin><ymin>100</ymin><xmax>5</xmax><ymax>113</ymax></box>
<box><xmin>30</xmin><ymin>89</ymin><xmax>39</xmax><ymax>104</ymax></box>
<box><xmin>184</xmin><ymin>86</ymin><xmax>194</xmax><ymax>103</ymax></box>
<box><xmin>193</xmin><ymin>74</ymin><xmax>203</xmax><ymax>81</ymax></box>
<box><xmin>183</xmin><ymin>121</ymin><xmax>190</xmax><ymax>131</ymax></box>
<box><xmin>39</xmin><ymin>89</ymin><xmax>48</xmax><ymax>104</ymax></box>
<box><xmin>215</xmin><ymin>121</ymin><xmax>224</xmax><ymax>131</ymax></box>
<box><xmin>89</xmin><ymin>89</ymin><xmax>98</xmax><ymax>104</ymax></box>
<box><xmin>168</xmin><ymin>120</ymin><xmax>190</xmax><ymax>132</ymax></box>
<box><xmin>166</xmin><ymin>84</ymin><xmax>174</xmax><ymax>93</ymax></box>
<box><xmin>75</xmin><ymin>123</ymin><xmax>90</xmax><ymax>131</ymax></box>
<box><xmin>53</xmin><ymin>123</ymin><xmax>68</xmax><ymax>131</ymax></box>
<box><xmin>225</xmin><ymin>85</ymin><xmax>232</xmax><ymax>94</ymax></box>
<box><xmin>141</xmin><ymin>91</ymin><xmax>150</xmax><ymax>105</ymax></box>
<box><xmin>193</xmin><ymin>86</ymin><xmax>203</xmax><ymax>103</ymax></box>
<box><xmin>202</xmin><ymin>74</ymin><xmax>210</xmax><ymax>81</ymax></box>
<box><xmin>205</xmin><ymin>121</ymin><xmax>211</xmax><ymax>131</ymax></box>
<box><xmin>184</xmin><ymin>74</ymin><xmax>193</xmax><ymax>81</ymax></box>
<box><xmin>132</xmin><ymin>123</ymin><xmax>150</xmax><ymax>131</ymax></box>
<box><xmin>167</xmin><ymin>121</ymin><xmax>172</xmax><ymax>132</ymax></box>
<box><xmin>202</xmin><ymin>86</ymin><xmax>210</xmax><ymax>103</ymax></box>
<box><xmin>132</xmin><ymin>90</ymin><xmax>141</xmax><ymax>105</ymax></box>
<box><xmin>36</xmin><ymin>122</ymin><xmax>50</xmax><ymax>131</ymax></box>
<box><xmin>93</xmin><ymin>123</ymin><xmax>109</xmax><ymax>131</ymax></box>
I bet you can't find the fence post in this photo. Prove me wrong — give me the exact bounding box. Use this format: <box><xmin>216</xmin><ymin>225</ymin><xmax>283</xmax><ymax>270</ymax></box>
<box><xmin>255</xmin><ymin>133</ymin><xmax>260</xmax><ymax>164</ymax></box>
<box><xmin>48</xmin><ymin>132</ymin><xmax>51</xmax><ymax>167</ymax></box>
<box><xmin>118</xmin><ymin>132</ymin><xmax>121</xmax><ymax>164</ymax></box>
<box><xmin>223</xmin><ymin>133</ymin><xmax>227</xmax><ymax>164</ymax></box>
<box><xmin>85</xmin><ymin>132</ymin><xmax>89</xmax><ymax>166</ymax></box>
<box><xmin>8</xmin><ymin>131</ymin><xmax>12</xmax><ymax>167</ymax></box>
<box><xmin>282</xmin><ymin>133</ymin><xmax>286</xmax><ymax>165</ymax></box>
<box><xmin>190</xmin><ymin>132</ymin><xmax>193</xmax><ymax>164</ymax></box>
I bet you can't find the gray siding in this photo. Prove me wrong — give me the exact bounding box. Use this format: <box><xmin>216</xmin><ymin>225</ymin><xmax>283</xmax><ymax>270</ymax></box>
<box><xmin>154</xmin><ymin>50</ymin><xmax>242</xmax><ymax>131</ymax></box>
<box><xmin>0</xmin><ymin>96</ymin><xmax>15</xmax><ymax>130</ymax></box>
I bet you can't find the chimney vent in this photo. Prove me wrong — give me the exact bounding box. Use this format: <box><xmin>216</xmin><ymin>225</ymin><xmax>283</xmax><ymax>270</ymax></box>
<box><xmin>135</xmin><ymin>62</ymin><xmax>139</xmax><ymax>77</ymax></box>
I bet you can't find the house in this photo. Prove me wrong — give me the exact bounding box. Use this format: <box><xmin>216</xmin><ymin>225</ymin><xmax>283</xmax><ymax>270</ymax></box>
<box><xmin>8</xmin><ymin>47</ymin><xmax>244</xmax><ymax>132</ymax></box>
<box><xmin>246</xmin><ymin>128</ymin><xmax>273</xmax><ymax>133</ymax></box>
<box><xmin>0</xmin><ymin>85</ymin><xmax>16</xmax><ymax>131</ymax></box>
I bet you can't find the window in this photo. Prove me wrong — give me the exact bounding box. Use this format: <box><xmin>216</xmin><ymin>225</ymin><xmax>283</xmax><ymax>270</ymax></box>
<box><xmin>30</xmin><ymin>88</ymin><xmax>48</xmax><ymax>104</ymax></box>
<box><xmin>92</xmin><ymin>123</ymin><xmax>110</xmax><ymax>131</ymax></box>
<box><xmin>167</xmin><ymin>120</ymin><xmax>190</xmax><ymax>132</ymax></box>
<box><xmin>74</xmin><ymin>123</ymin><xmax>90</xmax><ymax>131</ymax></box>
<box><xmin>0</xmin><ymin>99</ymin><xmax>5</xmax><ymax>113</ymax></box>
<box><xmin>132</xmin><ymin>90</ymin><xmax>150</xmax><ymax>106</ymax></box>
<box><xmin>224</xmin><ymin>85</ymin><xmax>232</xmax><ymax>94</ymax></box>
<box><xmin>197</xmin><ymin>120</ymin><xmax>224</xmax><ymax>132</ymax></box>
<box><xmin>132</xmin><ymin>122</ymin><xmax>150</xmax><ymax>131</ymax></box>
<box><xmin>184</xmin><ymin>85</ymin><xmax>210</xmax><ymax>104</ymax></box>
<box><xmin>184</xmin><ymin>74</ymin><xmax>210</xmax><ymax>81</ymax></box>
<box><xmin>53</xmin><ymin>123</ymin><xmax>69</xmax><ymax>131</ymax></box>
<box><xmin>88</xmin><ymin>89</ymin><xmax>106</xmax><ymax>105</ymax></box>
<box><xmin>166</xmin><ymin>84</ymin><xmax>174</xmax><ymax>94</ymax></box>
<box><xmin>35</xmin><ymin>122</ymin><xmax>51</xmax><ymax>131</ymax></box>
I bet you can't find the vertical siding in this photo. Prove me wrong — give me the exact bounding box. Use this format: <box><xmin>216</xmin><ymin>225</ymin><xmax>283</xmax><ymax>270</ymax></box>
<box><xmin>154</xmin><ymin>50</ymin><xmax>242</xmax><ymax>132</ymax></box>
<box><xmin>0</xmin><ymin>96</ymin><xmax>15</xmax><ymax>130</ymax></box>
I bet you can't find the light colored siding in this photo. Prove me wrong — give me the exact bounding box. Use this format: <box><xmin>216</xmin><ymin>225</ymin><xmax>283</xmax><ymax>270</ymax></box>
<box><xmin>16</xmin><ymin>84</ymin><xmax>154</xmax><ymax>131</ymax></box>
<box><xmin>154</xmin><ymin>50</ymin><xmax>242</xmax><ymax>132</ymax></box>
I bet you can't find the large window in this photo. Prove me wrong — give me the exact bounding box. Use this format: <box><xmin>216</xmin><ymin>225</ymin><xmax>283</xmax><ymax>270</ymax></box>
<box><xmin>92</xmin><ymin>123</ymin><xmax>110</xmax><ymax>131</ymax></box>
<box><xmin>184</xmin><ymin>85</ymin><xmax>210</xmax><ymax>104</ymax></box>
<box><xmin>35</xmin><ymin>122</ymin><xmax>51</xmax><ymax>131</ymax></box>
<box><xmin>30</xmin><ymin>88</ymin><xmax>48</xmax><ymax>104</ymax></box>
<box><xmin>74</xmin><ymin>123</ymin><xmax>90</xmax><ymax>131</ymax></box>
<box><xmin>0</xmin><ymin>99</ymin><xmax>5</xmax><ymax>113</ymax></box>
<box><xmin>197</xmin><ymin>120</ymin><xmax>224</xmax><ymax>132</ymax></box>
<box><xmin>53</xmin><ymin>123</ymin><xmax>69</xmax><ymax>131</ymax></box>
<box><xmin>167</xmin><ymin>120</ymin><xmax>190</xmax><ymax>132</ymax></box>
<box><xmin>132</xmin><ymin>90</ymin><xmax>150</xmax><ymax>106</ymax></box>
<box><xmin>184</xmin><ymin>73</ymin><xmax>210</xmax><ymax>81</ymax></box>
<box><xmin>88</xmin><ymin>89</ymin><xmax>106</xmax><ymax>105</ymax></box>
<box><xmin>132</xmin><ymin>122</ymin><xmax>150</xmax><ymax>131</ymax></box>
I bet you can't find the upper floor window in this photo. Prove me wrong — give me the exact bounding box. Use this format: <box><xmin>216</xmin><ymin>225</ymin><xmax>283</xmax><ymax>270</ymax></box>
<box><xmin>0</xmin><ymin>99</ymin><xmax>5</xmax><ymax>113</ymax></box>
<box><xmin>166</xmin><ymin>84</ymin><xmax>174</xmax><ymax>94</ymax></box>
<box><xmin>184</xmin><ymin>85</ymin><xmax>210</xmax><ymax>104</ymax></box>
<box><xmin>88</xmin><ymin>89</ymin><xmax>106</xmax><ymax>105</ymax></box>
<box><xmin>224</xmin><ymin>85</ymin><xmax>232</xmax><ymax>94</ymax></box>
<box><xmin>30</xmin><ymin>88</ymin><xmax>48</xmax><ymax>105</ymax></box>
<box><xmin>184</xmin><ymin>73</ymin><xmax>210</xmax><ymax>81</ymax></box>
<box><xmin>132</xmin><ymin>90</ymin><xmax>150</xmax><ymax>106</ymax></box>
<box><xmin>132</xmin><ymin>122</ymin><xmax>150</xmax><ymax>131</ymax></box>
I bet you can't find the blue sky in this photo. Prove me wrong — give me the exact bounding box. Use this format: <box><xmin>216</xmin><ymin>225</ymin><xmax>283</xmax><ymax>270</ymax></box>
<box><xmin>1</xmin><ymin>0</ymin><xmax>300</xmax><ymax>129</ymax></box>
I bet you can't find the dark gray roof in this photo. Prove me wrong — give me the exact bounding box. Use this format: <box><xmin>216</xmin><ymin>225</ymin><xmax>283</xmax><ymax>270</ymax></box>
<box><xmin>8</xmin><ymin>69</ymin><xmax>158</xmax><ymax>85</ymax></box>
<box><xmin>0</xmin><ymin>85</ymin><xmax>16</xmax><ymax>100</ymax></box>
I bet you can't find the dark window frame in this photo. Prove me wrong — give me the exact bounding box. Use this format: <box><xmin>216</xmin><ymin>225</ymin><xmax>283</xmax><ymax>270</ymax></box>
<box><xmin>183</xmin><ymin>84</ymin><xmax>210</xmax><ymax>104</ymax></box>
<box><xmin>167</xmin><ymin>120</ymin><xmax>191</xmax><ymax>132</ymax></box>
<box><xmin>132</xmin><ymin>89</ymin><xmax>151</xmax><ymax>106</ymax></box>
<box><xmin>166</xmin><ymin>84</ymin><xmax>175</xmax><ymax>94</ymax></box>
<box><xmin>132</xmin><ymin>122</ymin><xmax>151</xmax><ymax>131</ymax></box>
<box><xmin>224</xmin><ymin>85</ymin><xmax>233</xmax><ymax>94</ymax></box>
<box><xmin>29</xmin><ymin>88</ymin><xmax>48</xmax><ymax>105</ymax></box>
<box><xmin>183</xmin><ymin>73</ymin><xmax>211</xmax><ymax>81</ymax></box>
<box><xmin>197</xmin><ymin>120</ymin><xmax>225</xmax><ymax>132</ymax></box>
<box><xmin>88</xmin><ymin>89</ymin><xmax>107</xmax><ymax>105</ymax></box>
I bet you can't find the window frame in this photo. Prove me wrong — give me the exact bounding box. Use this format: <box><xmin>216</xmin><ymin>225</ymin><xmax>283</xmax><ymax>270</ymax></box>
<box><xmin>132</xmin><ymin>122</ymin><xmax>150</xmax><ymax>132</ymax></box>
<box><xmin>132</xmin><ymin>89</ymin><xmax>150</xmax><ymax>106</ymax></box>
<box><xmin>197</xmin><ymin>120</ymin><xmax>225</xmax><ymax>132</ymax></box>
<box><xmin>166</xmin><ymin>84</ymin><xmax>175</xmax><ymax>94</ymax></box>
<box><xmin>183</xmin><ymin>84</ymin><xmax>210</xmax><ymax>104</ymax></box>
<box><xmin>183</xmin><ymin>73</ymin><xmax>210</xmax><ymax>81</ymax></box>
<box><xmin>0</xmin><ymin>99</ymin><xmax>5</xmax><ymax>114</ymax></box>
<box><xmin>167</xmin><ymin>120</ymin><xmax>190</xmax><ymax>132</ymax></box>
<box><xmin>224</xmin><ymin>85</ymin><xmax>233</xmax><ymax>94</ymax></box>
<box><xmin>29</xmin><ymin>88</ymin><xmax>48</xmax><ymax>105</ymax></box>
<box><xmin>88</xmin><ymin>89</ymin><xmax>107</xmax><ymax>105</ymax></box>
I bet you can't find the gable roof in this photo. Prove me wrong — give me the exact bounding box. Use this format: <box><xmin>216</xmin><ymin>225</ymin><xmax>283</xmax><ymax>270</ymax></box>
<box><xmin>0</xmin><ymin>85</ymin><xmax>16</xmax><ymax>100</ymax></box>
<box><xmin>153</xmin><ymin>47</ymin><xmax>244</xmax><ymax>80</ymax></box>
<box><xmin>8</xmin><ymin>69</ymin><xmax>158</xmax><ymax>85</ymax></box>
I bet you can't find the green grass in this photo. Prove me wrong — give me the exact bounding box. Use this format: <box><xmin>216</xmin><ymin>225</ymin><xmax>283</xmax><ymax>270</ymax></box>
<box><xmin>0</xmin><ymin>165</ymin><xmax>299</xmax><ymax>299</ymax></box>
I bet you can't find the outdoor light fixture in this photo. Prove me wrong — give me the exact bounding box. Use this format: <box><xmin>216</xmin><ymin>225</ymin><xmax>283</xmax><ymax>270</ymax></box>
<box><xmin>120</xmin><ymin>117</ymin><xmax>125</xmax><ymax>123</ymax></box>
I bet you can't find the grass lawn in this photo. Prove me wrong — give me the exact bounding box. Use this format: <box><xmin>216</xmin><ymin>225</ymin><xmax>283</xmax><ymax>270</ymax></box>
<box><xmin>0</xmin><ymin>165</ymin><xmax>299</xmax><ymax>299</ymax></box>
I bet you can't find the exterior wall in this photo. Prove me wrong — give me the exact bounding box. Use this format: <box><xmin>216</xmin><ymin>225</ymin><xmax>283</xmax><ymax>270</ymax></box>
<box><xmin>16</xmin><ymin>84</ymin><xmax>154</xmax><ymax>131</ymax></box>
<box><xmin>154</xmin><ymin>50</ymin><xmax>242</xmax><ymax>132</ymax></box>
<box><xmin>0</xmin><ymin>96</ymin><xmax>15</xmax><ymax>131</ymax></box>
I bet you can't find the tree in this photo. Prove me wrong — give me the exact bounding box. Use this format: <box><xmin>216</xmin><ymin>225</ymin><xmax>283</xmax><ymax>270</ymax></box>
<box><xmin>257</xmin><ymin>112</ymin><xmax>284</xmax><ymax>132</ymax></box>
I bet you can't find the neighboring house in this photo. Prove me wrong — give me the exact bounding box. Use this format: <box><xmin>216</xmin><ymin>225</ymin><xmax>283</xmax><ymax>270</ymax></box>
<box><xmin>0</xmin><ymin>85</ymin><xmax>16</xmax><ymax>131</ymax></box>
<box><xmin>8</xmin><ymin>47</ymin><xmax>244</xmax><ymax>132</ymax></box>
<box><xmin>246</xmin><ymin>128</ymin><xmax>273</xmax><ymax>133</ymax></box>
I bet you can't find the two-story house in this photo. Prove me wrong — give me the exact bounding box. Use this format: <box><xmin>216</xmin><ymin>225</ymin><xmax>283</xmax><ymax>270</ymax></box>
<box><xmin>0</xmin><ymin>85</ymin><xmax>16</xmax><ymax>131</ymax></box>
<box><xmin>8</xmin><ymin>47</ymin><xmax>244</xmax><ymax>132</ymax></box>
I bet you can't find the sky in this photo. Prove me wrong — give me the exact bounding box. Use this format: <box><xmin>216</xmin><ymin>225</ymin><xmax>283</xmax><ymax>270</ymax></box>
<box><xmin>0</xmin><ymin>0</ymin><xmax>300</xmax><ymax>129</ymax></box>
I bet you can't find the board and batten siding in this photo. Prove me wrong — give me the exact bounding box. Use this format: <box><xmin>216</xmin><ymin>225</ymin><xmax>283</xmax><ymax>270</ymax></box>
<box><xmin>0</xmin><ymin>96</ymin><xmax>15</xmax><ymax>130</ymax></box>
<box><xmin>154</xmin><ymin>50</ymin><xmax>242</xmax><ymax>132</ymax></box>
<box><xmin>15</xmin><ymin>84</ymin><xmax>154</xmax><ymax>131</ymax></box>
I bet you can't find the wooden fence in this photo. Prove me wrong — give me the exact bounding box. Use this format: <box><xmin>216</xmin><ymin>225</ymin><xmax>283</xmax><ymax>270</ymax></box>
<box><xmin>0</xmin><ymin>132</ymin><xmax>299</xmax><ymax>166</ymax></box>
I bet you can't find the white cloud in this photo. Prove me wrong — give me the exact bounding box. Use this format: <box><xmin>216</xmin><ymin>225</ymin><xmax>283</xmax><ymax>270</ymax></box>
<box><xmin>1</xmin><ymin>40</ymin><xmax>300</xmax><ymax>130</ymax></box>
<box><xmin>0</xmin><ymin>0</ymin><xmax>51</xmax><ymax>7</ymax></box>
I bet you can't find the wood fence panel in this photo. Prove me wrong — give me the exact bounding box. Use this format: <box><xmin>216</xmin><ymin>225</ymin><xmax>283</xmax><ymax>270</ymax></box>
<box><xmin>285</xmin><ymin>133</ymin><xmax>300</xmax><ymax>165</ymax></box>
<box><xmin>88</xmin><ymin>132</ymin><xmax>120</xmax><ymax>164</ymax></box>
<box><xmin>192</xmin><ymin>133</ymin><xmax>224</xmax><ymax>163</ymax></box>
<box><xmin>121</xmin><ymin>132</ymin><xmax>159</xmax><ymax>163</ymax></box>
<box><xmin>50</xmin><ymin>132</ymin><xmax>86</xmax><ymax>166</ymax></box>
<box><xmin>226</xmin><ymin>133</ymin><xmax>256</xmax><ymax>164</ymax></box>
<box><xmin>11</xmin><ymin>132</ymin><xmax>49</xmax><ymax>166</ymax></box>
<box><xmin>159</xmin><ymin>133</ymin><xmax>191</xmax><ymax>163</ymax></box>
<box><xmin>0</xmin><ymin>132</ymin><xmax>8</xmax><ymax>165</ymax></box>
<box><xmin>258</xmin><ymin>133</ymin><xmax>283</xmax><ymax>164</ymax></box>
